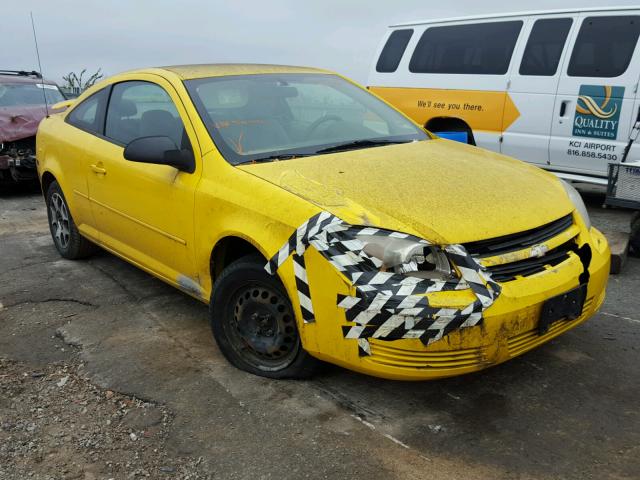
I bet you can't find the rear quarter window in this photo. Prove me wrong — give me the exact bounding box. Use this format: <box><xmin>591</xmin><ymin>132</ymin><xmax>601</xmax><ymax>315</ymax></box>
<box><xmin>409</xmin><ymin>21</ymin><xmax>523</xmax><ymax>75</ymax></box>
<box><xmin>376</xmin><ymin>29</ymin><xmax>414</xmax><ymax>73</ymax></box>
<box><xmin>66</xmin><ymin>87</ymin><xmax>109</xmax><ymax>135</ymax></box>
<box><xmin>568</xmin><ymin>16</ymin><xmax>640</xmax><ymax>77</ymax></box>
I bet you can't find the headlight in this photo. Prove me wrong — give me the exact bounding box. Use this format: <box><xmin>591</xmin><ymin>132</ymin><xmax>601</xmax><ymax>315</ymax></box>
<box><xmin>355</xmin><ymin>232</ymin><xmax>455</xmax><ymax>280</ymax></box>
<box><xmin>561</xmin><ymin>180</ymin><xmax>591</xmax><ymax>230</ymax></box>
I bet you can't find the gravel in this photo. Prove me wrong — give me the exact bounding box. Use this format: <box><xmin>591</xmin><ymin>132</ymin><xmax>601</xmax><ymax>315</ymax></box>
<box><xmin>0</xmin><ymin>357</ymin><xmax>210</xmax><ymax>479</ymax></box>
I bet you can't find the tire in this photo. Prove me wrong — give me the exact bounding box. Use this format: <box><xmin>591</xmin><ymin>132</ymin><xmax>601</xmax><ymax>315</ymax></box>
<box><xmin>45</xmin><ymin>180</ymin><xmax>97</xmax><ymax>259</ymax></box>
<box><xmin>209</xmin><ymin>254</ymin><xmax>320</xmax><ymax>379</ymax></box>
<box><xmin>630</xmin><ymin>212</ymin><xmax>640</xmax><ymax>256</ymax></box>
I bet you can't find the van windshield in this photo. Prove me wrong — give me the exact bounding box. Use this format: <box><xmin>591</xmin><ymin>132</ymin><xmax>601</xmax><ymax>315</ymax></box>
<box><xmin>185</xmin><ymin>73</ymin><xmax>428</xmax><ymax>164</ymax></box>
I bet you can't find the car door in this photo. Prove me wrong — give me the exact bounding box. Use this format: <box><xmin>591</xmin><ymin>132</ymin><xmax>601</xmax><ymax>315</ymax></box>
<box><xmin>549</xmin><ymin>12</ymin><xmax>640</xmax><ymax>179</ymax></box>
<box><xmin>501</xmin><ymin>15</ymin><xmax>576</xmax><ymax>166</ymax></box>
<box><xmin>87</xmin><ymin>75</ymin><xmax>203</xmax><ymax>293</ymax></box>
<box><xmin>60</xmin><ymin>87</ymin><xmax>110</xmax><ymax>240</ymax></box>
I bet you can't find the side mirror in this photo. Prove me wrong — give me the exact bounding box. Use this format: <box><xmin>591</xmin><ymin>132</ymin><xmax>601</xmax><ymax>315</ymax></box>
<box><xmin>123</xmin><ymin>136</ymin><xmax>195</xmax><ymax>173</ymax></box>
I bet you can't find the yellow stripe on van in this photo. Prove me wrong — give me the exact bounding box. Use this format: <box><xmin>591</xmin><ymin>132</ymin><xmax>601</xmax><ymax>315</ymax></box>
<box><xmin>369</xmin><ymin>87</ymin><xmax>520</xmax><ymax>133</ymax></box>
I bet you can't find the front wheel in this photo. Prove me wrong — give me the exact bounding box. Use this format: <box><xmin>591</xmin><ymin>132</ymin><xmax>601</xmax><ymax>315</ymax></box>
<box><xmin>209</xmin><ymin>255</ymin><xmax>320</xmax><ymax>378</ymax></box>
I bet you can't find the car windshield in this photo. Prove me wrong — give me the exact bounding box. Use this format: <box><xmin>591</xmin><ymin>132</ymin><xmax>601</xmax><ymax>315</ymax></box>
<box><xmin>185</xmin><ymin>73</ymin><xmax>428</xmax><ymax>164</ymax></box>
<box><xmin>0</xmin><ymin>83</ymin><xmax>65</xmax><ymax>107</ymax></box>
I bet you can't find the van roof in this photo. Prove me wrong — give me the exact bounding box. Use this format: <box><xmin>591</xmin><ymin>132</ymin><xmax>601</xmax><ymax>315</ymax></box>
<box><xmin>390</xmin><ymin>6</ymin><xmax>637</xmax><ymax>28</ymax></box>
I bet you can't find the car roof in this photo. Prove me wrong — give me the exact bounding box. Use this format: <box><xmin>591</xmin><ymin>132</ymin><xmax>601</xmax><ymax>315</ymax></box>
<box><xmin>391</xmin><ymin>6</ymin><xmax>637</xmax><ymax>27</ymax></box>
<box><xmin>0</xmin><ymin>74</ymin><xmax>57</xmax><ymax>85</ymax></box>
<box><xmin>152</xmin><ymin>63</ymin><xmax>331</xmax><ymax>80</ymax></box>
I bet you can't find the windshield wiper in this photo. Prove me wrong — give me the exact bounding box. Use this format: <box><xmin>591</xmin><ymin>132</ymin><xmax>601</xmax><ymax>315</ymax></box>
<box><xmin>237</xmin><ymin>153</ymin><xmax>310</xmax><ymax>165</ymax></box>
<box><xmin>314</xmin><ymin>139</ymin><xmax>413</xmax><ymax>155</ymax></box>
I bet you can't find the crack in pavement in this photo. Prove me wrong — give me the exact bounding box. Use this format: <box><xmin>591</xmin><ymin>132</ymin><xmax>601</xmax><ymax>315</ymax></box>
<box><xmin>86</xmin><ymin>260</ymin><xmax>142</xmax><ymax>301</ymax></box>
<box><xmin>85</xmin><ymin>260</ymin><xmax>172</xmax><ymax>305</ymax></box>
<box><xmin>0</xmin><ymin>297</ymin><xmax>98</xmax><ymax>310</ymax></box>
<box><xmin>2</xmin><ymin>259</ymin><xmax>56</xmax><ymax>274</ymax></box>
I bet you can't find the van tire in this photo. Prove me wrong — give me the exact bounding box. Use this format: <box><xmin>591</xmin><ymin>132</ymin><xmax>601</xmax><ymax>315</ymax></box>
<box><xmin>209</xmin><ymin>254</ymin><xmax>320</xmax><ymax>379</ymax></box>
<box><xmin>630</xmin><ymin>212</ymin><xmax>640</xmax><ymax>256</ymax></box>
<box><xmin>425</xmin><ymin>117</ymin><xmax>476</xmax><ymax>145</ymax></box>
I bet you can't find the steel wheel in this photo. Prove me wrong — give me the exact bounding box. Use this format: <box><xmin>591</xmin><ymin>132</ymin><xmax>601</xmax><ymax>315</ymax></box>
<box><xmin>224</xmin><ymin>283</ymin><xmax>300</xmax><ymax>371</ymax></box>
<box><xmin>49</xmin><ymin>192</ymin><xmax>71</xmax><ymax>250</ymax></box>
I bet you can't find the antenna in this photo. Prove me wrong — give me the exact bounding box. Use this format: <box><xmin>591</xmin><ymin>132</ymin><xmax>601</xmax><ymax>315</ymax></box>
<box><xmin>30</xmin><ymin>12</ymin><xmax>49</xmax><ymax>118</ymax></box>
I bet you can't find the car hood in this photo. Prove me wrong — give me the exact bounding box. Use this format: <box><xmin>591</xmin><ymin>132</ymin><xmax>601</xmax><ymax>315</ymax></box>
<box><xmin>238</xmin><ymin>139</ymin><xmax>574</xmax><ymax>244</ymax></box>
<box><xmin>0</xmin><ymin>105</ymin><xmax>48</xmax><ymax>142</ymax></box>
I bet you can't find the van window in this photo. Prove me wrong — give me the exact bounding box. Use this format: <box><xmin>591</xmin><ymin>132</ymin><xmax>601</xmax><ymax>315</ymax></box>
<box><xmin>409</xmin><ymin>21</ymin><xmax>523</xmax><ymax>75</ymax></box>
<box><xmin>568</xmin><ymin>16</ymin><xmax>640</xmax><ymax>78</ymax></box>
<box><xmin>376</xmin><ymin>29</ymin><xmax>413</xmax><ymax>73</ymax></box>
<box><xmin>519</xmin><ymin>18</ymin><xmax>573</xmax><ymax>76</ymax></box>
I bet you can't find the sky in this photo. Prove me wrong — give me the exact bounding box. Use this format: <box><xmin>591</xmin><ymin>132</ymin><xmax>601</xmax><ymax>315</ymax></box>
<box><xmin>4</xmin><ymin>0</ymin><xmax>638</xmax><ymax>86</ymax></box>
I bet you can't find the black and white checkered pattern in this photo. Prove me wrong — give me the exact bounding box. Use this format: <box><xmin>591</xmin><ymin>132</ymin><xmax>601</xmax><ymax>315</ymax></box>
<box><xmin>266</xmin><ymin>212</ymin><xmax>501</xmax><ymax>355</ymax></box>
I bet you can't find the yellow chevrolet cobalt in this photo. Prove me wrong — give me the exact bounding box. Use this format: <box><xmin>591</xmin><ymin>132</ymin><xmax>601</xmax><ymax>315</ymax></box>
<box><xmin>36</xmin><ymin>64</ymin><xmax>609</xmax><ymax>380</ymax></box>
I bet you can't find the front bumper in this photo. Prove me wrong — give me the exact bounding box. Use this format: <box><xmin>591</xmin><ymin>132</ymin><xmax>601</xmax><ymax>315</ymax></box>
<box><xmin>286</xmin><ymin>226</ymin><xmax>609</xmax><ymax>381</ymax></box>
<box><xmin>0</xmin><ymin>138</ymin><xmax>38</xmax><ymax>183</ymax></box>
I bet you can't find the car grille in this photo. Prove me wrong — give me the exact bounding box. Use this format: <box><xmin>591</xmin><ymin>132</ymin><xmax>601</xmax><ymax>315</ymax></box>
<box><xmin>484</xmin><ymin>241</ymin><xmax>575</xmax><ymax>282</ymax></box>
<box><xmin>366</xmin><ymin>341</ymin><xmax>485</xmax><ymax>371</ymax></box>
<box><xmin>463</xmin><ymin>214</ymin><xmax>576</xmax><ymax>282</ymax></box>
<box><xmin>464</xmin><ymin>214</ymin><xmax>573</xmax><ymax>257</ymax></box>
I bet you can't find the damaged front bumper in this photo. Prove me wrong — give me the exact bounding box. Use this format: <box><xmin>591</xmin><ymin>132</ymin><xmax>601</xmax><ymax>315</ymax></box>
<box><xmin>268</xmin><ymin>212</ymin><xmax>610</xmax><ymax>380</ymax></box>
<box><xmin>0</xmin><ymin>138</ymin><xmax>38</xmax><ymax>184</ymax></box>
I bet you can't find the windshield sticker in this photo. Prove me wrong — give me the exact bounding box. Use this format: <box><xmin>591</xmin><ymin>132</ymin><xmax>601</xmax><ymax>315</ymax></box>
<box><xmin>265</xmin><ymin>211</ymin><xmax>501</xmax><ymax>356</ymax></box>
<box><xmin>573</xmin><ymin>85</ymin><xmax>624</xmax><ymax>140</ymax></box>
<box><xmin>35</xmin><ymin>83</ymin><xmax>59</xmax><ymax>90</ymax></box>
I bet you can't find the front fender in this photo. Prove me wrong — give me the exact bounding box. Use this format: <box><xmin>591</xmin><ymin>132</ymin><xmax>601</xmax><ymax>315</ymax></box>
<box><xmin>194</xmin><ymin>155</ymin><xmax>321</xmax><ymax>302</ymax></box>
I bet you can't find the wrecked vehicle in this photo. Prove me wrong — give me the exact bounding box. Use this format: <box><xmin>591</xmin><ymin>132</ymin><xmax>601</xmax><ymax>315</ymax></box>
<box><xmin>0</xmin><ymin>70</ymin><xmax>66</xmax><ymax>186</ymax></box>
<box><xmin>36</xmin><ymin>64</ymin><xmax>610</xmax><ymax>380</ymax></box>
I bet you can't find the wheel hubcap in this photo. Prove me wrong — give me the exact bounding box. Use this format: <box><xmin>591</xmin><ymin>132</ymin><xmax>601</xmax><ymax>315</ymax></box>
<box><xmin>227</xmin><ymin>285</ymin><xmax>299</xmax><ymax>370</ymax></box>
<box><xmin>49</xmin><ymin>193</ymin><xmax>70</xmax><ymax>249</ymax></box>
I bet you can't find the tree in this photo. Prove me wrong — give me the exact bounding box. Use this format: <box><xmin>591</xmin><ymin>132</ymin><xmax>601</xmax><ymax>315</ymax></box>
<box><xmin>62</xmin><ymin>68</ymin><xmax>103</xmax><ymax>92</ymax></box>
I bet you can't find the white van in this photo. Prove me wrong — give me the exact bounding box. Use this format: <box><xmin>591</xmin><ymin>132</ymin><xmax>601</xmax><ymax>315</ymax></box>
<box><xmin>368</xmin><ymin>7</ymin><xmax>640</xmax><ymax>185</ymax></box>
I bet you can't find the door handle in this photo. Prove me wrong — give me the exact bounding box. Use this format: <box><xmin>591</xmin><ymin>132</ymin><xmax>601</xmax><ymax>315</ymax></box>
<box><xmin>559</xmin><ymin>100</ymin><xmax>569</xmax><ymax>117</ymax></box>
<box><xmin>90</xmin><ymin>164</ymin><xmax>106</xmax><ymax>175</ymax></box>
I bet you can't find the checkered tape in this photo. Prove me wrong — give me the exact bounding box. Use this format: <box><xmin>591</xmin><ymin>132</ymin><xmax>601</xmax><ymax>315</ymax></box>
<box><xmin>265</xmin><ymin>211</ymin><xmax>501</xmax><ymax>356</ymax></box>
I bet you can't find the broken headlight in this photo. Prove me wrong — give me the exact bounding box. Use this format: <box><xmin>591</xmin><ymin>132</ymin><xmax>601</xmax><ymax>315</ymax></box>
<box><xmin>561</xmin><ymin>180</ymin><xmax>591</xmax><ymax>230</ymax></box>
<box><xmin>355</xmin><ymin>232</ymin><xmax>455</xmax><ymax>280</ymax></box>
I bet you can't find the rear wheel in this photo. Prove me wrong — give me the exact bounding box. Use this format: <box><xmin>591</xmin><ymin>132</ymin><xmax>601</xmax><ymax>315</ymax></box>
<box><xmin>209</xmin><ymin>255</ymin><xmax>320</xmax><ymax>378</ymax></box>
<box><xmin>46</xmin><ymin>181</ymin><xmax>97</xmax><ymax>259</ymax></box>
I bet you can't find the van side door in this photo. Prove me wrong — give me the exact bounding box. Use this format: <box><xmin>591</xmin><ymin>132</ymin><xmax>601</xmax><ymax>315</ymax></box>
<box><xmin>627</xmin><ymin>70</ymin><xmax>640</xmax><ymax>162</ymax></box>
<box><xmin>549</xmin><ymin>12</ymin><xmax>640</xmax><ymax>180</ymax></box>
<box><xmin>501</xmin><ymin>15</ymin><xmax>576</xmax><ymax>166</ymax></box>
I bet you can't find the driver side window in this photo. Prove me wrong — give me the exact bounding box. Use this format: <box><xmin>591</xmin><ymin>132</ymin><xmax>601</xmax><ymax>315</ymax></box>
<box><xmin>105</xmin><ymin>81</ymin><xmax>190</xmax><ymax>150</ymax></box>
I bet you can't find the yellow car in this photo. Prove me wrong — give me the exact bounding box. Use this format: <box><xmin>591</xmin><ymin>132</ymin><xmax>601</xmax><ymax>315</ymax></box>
<box><xmin>36</xmin><ymin>64</ymin><xmax>610</xmax><ymax>380</ymax></box>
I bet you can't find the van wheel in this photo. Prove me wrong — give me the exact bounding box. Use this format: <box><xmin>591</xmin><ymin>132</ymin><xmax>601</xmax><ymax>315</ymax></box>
<box><xmin>425</xmin><ymin>117</ymin><xmax>476</xmax><ymax>145</ymax></box>
<box><xmin>209</xmin><ymin>254</ymin><xmax>320</xmax><ymax>379</ymax></box>
<box><xmin>45</xmin><ymin>181</ymin><xmax>97</xmax><ymax>259</ymax></box>
<box><xmin>630</xmin><ymin>212</ymin><xmax>640</xmax><ymax>256</ymax></box>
